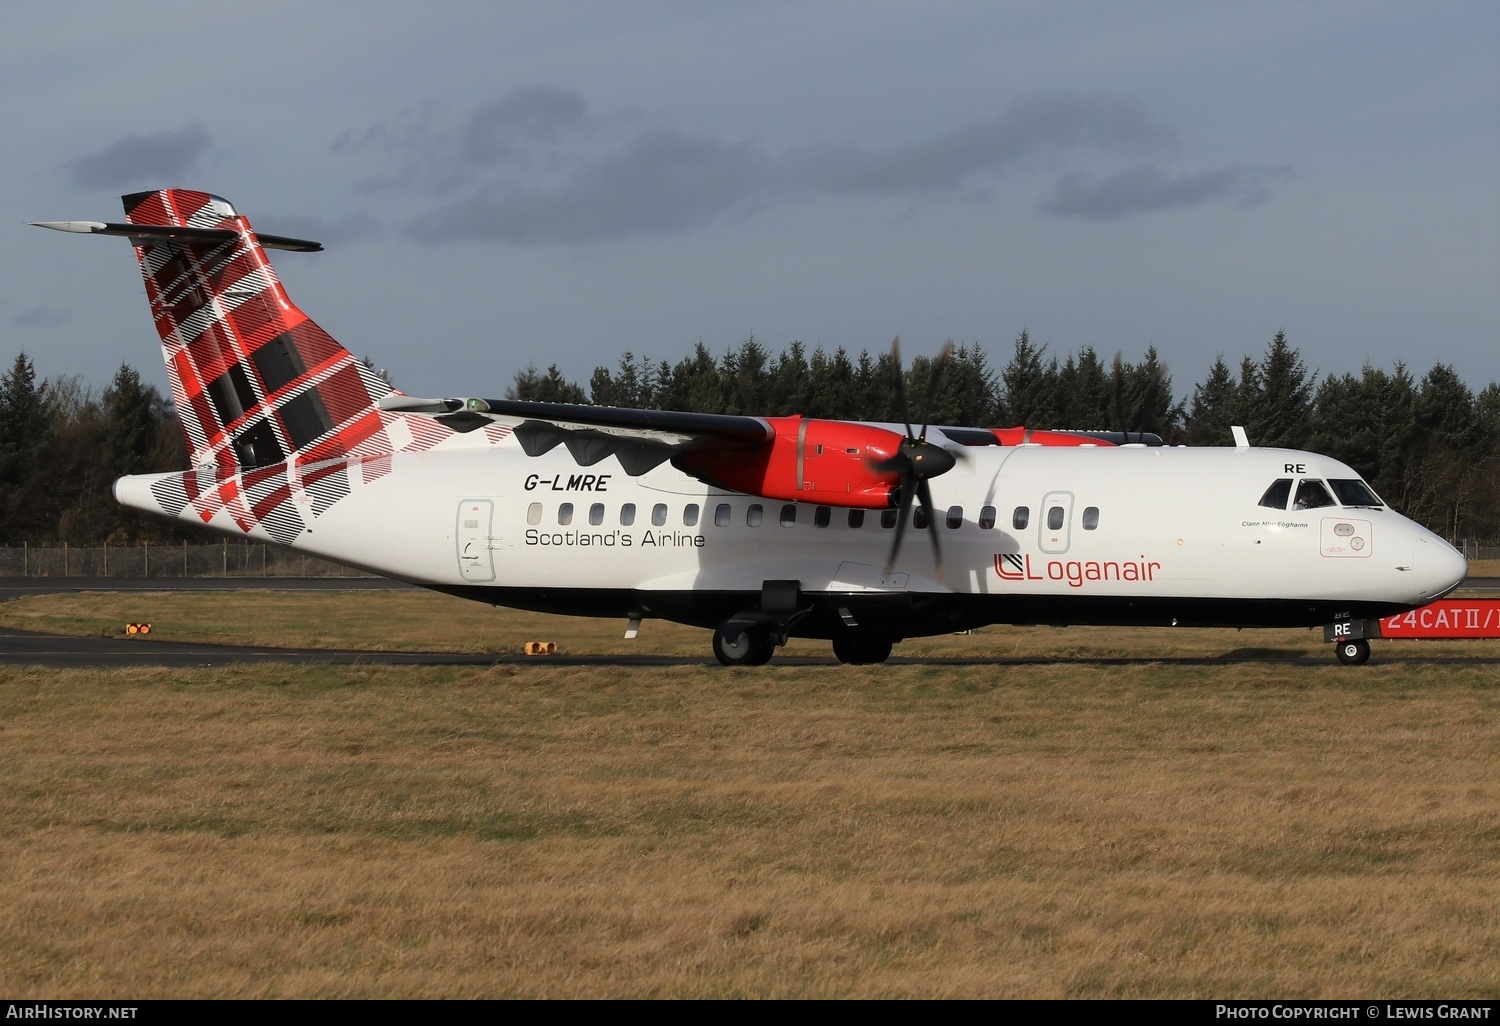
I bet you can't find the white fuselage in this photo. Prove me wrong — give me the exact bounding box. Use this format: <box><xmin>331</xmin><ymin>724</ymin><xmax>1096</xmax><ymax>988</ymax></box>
<box><xmin>117</xmin><ymin>436</ymin><xmax>1467</xmax><ymax>637</ymax></box>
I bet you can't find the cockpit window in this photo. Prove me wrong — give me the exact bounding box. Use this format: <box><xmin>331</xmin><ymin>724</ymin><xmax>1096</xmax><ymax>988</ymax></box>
<box><xmin>1328</xmin><ymin>479</ymin><xmax>1383</xmax><ymax>507</ymax></box>
<box><xmin>1292</xmin><ymin>479</ymin><xmax>1336</xmax><ymax>511</ymax></box>
<box><xmin>1258</xmin><ymin>479</ymin><xmax>1293</xmax><ymax>509</ymax></box>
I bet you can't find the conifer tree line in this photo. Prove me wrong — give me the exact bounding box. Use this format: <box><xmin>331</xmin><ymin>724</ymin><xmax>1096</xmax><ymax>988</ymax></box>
<box><xmin>3</xmin><ymin>329</ymin><xmax>1497</xmax><ymax>546</ymax></box>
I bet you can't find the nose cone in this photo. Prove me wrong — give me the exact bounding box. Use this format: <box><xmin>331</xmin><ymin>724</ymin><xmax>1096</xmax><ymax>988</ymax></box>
<box><xmin>1414</xmin><ymin>535</ymin><xmax>1468</xmax><ymax>600</ymax></box>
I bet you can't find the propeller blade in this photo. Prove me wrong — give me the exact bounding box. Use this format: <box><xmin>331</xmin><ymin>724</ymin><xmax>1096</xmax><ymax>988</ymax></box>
<box><xmin>1112</xmin><ymin>353</ymin><xmax>1131</xmax><ymax>445</ymax></box>
<box><xmin>885</xmin><ymin>481</ymin><xmax>915</xmax><ymax>572</ymax></box>
<box><xmin>917</xmin><ymin>478</ymin><xmax>942</xmax><ymax>574</ymax></box>
<box><xmin>880</xmin><ymin>336</ymin><xmax>962</xmax><ymax>573</ymax></box>
<box><xmin>890</xmin><ymin>336</ymin><xmax>915</xmax><ymax>439</ymax></box>
<box><xmin>917</xmin><ymin>340</ymin><xmax>954</xmax><ymax>439</ymax></box>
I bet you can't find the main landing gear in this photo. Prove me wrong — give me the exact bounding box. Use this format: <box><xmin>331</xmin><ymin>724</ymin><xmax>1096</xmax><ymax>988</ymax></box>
<box><xmin>831</xmin><ymin>630</ymin><xmax>893</xmax><ymax>665</ymax></box>
<box><xmin>712</xmin><ymin>579</ymin><xmax>804</xmax><ymax>667</ymax></box>
<box><xmin>712</xmin><ymin>622</ymin><xmax>777</xmax><ymax>666</ymax></box>
<box><xmin>711</xmin><ymin>581</ymin><xmax>900</xmax><ymax>667</ymax></box>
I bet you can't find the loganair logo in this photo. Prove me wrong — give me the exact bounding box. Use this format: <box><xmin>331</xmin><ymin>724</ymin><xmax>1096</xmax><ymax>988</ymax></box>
<box><xmin>995</xmin><ymin>553</ymin><xmax>1162</xmax><ymax>588</ymax></box>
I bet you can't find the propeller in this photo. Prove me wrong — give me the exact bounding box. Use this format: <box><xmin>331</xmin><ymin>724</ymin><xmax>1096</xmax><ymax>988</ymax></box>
<box><xmin>872</xmin><ymin>337</ymin><xmax>960</xmax><ymax>573</ymax></box>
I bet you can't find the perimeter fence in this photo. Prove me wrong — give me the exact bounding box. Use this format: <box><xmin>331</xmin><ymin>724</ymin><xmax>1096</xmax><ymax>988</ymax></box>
<box><xmin>0</xmin><ymin>542</ymin><xmax>374</xmax><ymax>578</ymax></box>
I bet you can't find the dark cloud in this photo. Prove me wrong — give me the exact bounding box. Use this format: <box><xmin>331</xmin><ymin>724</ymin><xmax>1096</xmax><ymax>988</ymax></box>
<box><xmin>1037</xmin><ymin>164</ymin><xmax>1293</xmax><ymax>220</ymax></box>
<box><xmin>338</xmin><ymin>87</ymin><xmax>596</xmax><ymax>196</ymax></box>
<box><xmin>371</xmin><ymin>89</ymin><xmax>1281</xmax><ymax>244</ymax></box>
<box><xmin>12</xmin><ymin>306</ymin><xmax>70</xmax><ymax>328</ymax></box>
<box><xmin>67</xmin><ymin>123</ymin><xmax>212</xmax><ymax>189</ymax></box>
<box><xmin>254</xmin><ymin>212</ymin><xmax>384</xmax><ymax>246</ymax></box>
<box><xmin>409</xmin><ymin>130</ymin><xmax>769</xmax><ymax>243</ymax></box>
<box><xmin>783</xmin><ymin>92</ymin><xmax>1178</xmax><ymax>196</ymax></box>
<box><xmin>461</xmin><ymin>86</ymin><xmax>588</xmax><ymax>165</ymax></box>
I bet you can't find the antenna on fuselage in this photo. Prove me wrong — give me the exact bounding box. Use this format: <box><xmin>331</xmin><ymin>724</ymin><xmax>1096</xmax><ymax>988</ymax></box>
<box><xmin>1231</xmin><ymin>426</ymin><xmax>1250</xmax><ymax>448</ymax></box>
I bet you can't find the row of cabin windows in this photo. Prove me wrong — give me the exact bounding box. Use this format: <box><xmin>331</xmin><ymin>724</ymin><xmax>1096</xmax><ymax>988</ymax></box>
<box><xmin>527</xmin><ymin>501</ymin><xmax>1103</xmax><ymax>531</ymax></box>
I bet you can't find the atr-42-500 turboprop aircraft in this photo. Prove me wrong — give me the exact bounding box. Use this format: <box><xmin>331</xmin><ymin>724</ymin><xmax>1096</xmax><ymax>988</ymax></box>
<box><xmin>34</xmin><ymin>190</ymin><xmax>1467</xmax><ymax>665</ymax></box>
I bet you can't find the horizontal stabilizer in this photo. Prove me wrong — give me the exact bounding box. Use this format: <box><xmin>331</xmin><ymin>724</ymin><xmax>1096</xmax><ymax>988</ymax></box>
<box><xmin>30</xmin><ymin>219</ymin><xmax>322</xmax><ymax>252</ymax></box>
<box><xmin>377</xmin><ymin>394</ymin><xmax>466</xmax><ymax>415</ymax></box>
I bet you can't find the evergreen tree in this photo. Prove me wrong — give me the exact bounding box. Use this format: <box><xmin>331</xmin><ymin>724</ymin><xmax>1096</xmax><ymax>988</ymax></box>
<box><xmin>1414</xmin><ymin>364</ymin><xmax>1482</xmax><ymax>457</ymax></box>
<box><xmin>1055</xmin><ymin>347</ymin><xmax>1108</xmax><ymax>429</ymax></box>
<box><xmin>1184</xmin><ymin>355</ymin><xmax>1238</xmax><ymax>444</ymax></box>
<box><xmin>103</xmin><ymin>364</ymin><xmax>159</xmax><ymax>478</ymax></box>
<box><xmin>0</xmin><ymin>352</ymin><xmax>52</xmax><ymax>541</ymax></box>
<box><xmin>723</xmin><ymin>336</ymin><xmax>771</xmax><ymax>415</ymax></box>
<box><xmin>1306</xmin><ymin>367</ymin><xmax>1384</xmax><ymax>480</ymax></box>
<box><xmin>928</xmin><ymin>341</ymin><xmax>999</xmax><ymax>428</ymax></box>
<box><xmin>507</xmin><ymin>363</ymin><xmax>586</xmax><ymax>404</ymax></box>
<box><xmin>589</xmin><ymin>351</ymin><xmax>654</xmax><ymax>408</ymax></box>
<box><xmin>768</xmin><ymin>340</ymin><xmax>810</xmax><ymax>415</ymax></box>
<box><xmin>999</xmin><ymin>330</ymin><xmax>1057</xmax><ymax>427</ymax></box>
<box><xmin>1112</xmin><ymin>347</ymin><xmax>1182</xmax><ymax>441</ymax></box>
<box><xmin>806</xmin><ymin>346</ymin><xmax>858</xmax><ymax>419</ymax></box>
<box><xmin>1476</xmin><ymin>382</ymin><xmax>1500</xmax><ymax>453</ymax></box>
<box><xmin>1246</xmin><ymin>330</ymin><xmax>1313</xmax><ymax>449</ymax></box>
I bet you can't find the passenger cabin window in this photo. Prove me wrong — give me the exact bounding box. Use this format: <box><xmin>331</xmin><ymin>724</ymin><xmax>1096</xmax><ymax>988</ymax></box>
<box><xmin>589</xmin><ymin>503</ymin><xmax>604</xmax><ymax>526</ymax></box>
<box><xmin>815</xmin><ymin>506</ymin><xmax>831</xmax><ymax>528</ymax></box>
<box><xmin>914</xmin><ymin>506</ymin><xmax>929</xmax><ymax>529</ymax></box>
<box><xmin>947</xmin><ymin>506</ymin><xmax>963</xmax><ymax>529</ymax></box>
<box><xmin>881</xmin><ymin>509</ymin><xmax>898</xmax><ymax>529</ymax></box>
<box><xmin>979</xmin><ymin>506</ymin><xmax>996</xmax><ymax>530</ymax></box>
<box><xmin>683</xmin><ymin>503</ymin><xmax>700</xmax><ymax>527</ymax></box>
<box><xmin>527</xmin><ymin>502</ymin><xmax>542</xmax><ymax>525</ymax></box>
<box><xmin>1047</xmin><ymin>506</ymin><xmax>1064</xmax><ymax>530</ymax></box>
<box><xmin>620</xmin><ymin>503</ymin><xmax>636</xmax><ymax>526</ymax></box>
<box><xmin>1329</xmin><ymin>479</ymin><xmax>1383</xmax><ymax>507</ymax></box>
<box><xmin>1013</xmin><ymin>506</ymin><xmax>1030</xmax><ymax>530</ymax></box>
<box><xmin>780</xmin><ymin>504</ymin><xmax>797</xmax><ymax>527</ymax></box>
<box><xmin>651</xmin><ymin>503</ymin><xmax>668</xmax><ymax>526</ymax></box>
<box><xmin>1293</xmin><ymin>479</ymin><xmax>1336</xmax><ymax>511</ymax></box>
<box><xmin>715</xmin><ymin>503</ymin><xmax>732</xmax><ymax>527</ymax></box>
<box><xmin>848</xmin><ymin>509</ymin><xmax>865</xmax><ymax>529</ymax></box>
<box><xmin>1082</xmin><ymin>506</ymin><xmax>1099</xmax><ymax>531</ymax></box>
<box><xmin>557</xmin><ymin>502</ymin><xmax>574</xmax><ymax>526</ymax></box>
<box><xmin>747</xmin><ymin>504</ymin><xmax>764</xmax><ymax>527</ymax></box>
<box><xmin>1259</xmin><ymin>479</ymin><xmax>1293</xmax><ymax>510</ymax></box>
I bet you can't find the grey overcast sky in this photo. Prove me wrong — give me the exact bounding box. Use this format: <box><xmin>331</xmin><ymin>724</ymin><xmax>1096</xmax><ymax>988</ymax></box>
<box><xmin>2</xmin><ymin>0</ymin><xmax>1496</xmax><ymax>403</ymax></box>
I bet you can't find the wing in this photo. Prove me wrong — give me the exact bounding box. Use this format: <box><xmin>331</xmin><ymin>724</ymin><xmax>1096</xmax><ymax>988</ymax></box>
<box><xmin>380</xmin><ymin>394</ymin><xmax>914</xmax><ymax>507</ymax></box>
<box><xmin>380</xmin><ymin>394</ymin><xmax>772</xmax><ymax>475</ymax></box>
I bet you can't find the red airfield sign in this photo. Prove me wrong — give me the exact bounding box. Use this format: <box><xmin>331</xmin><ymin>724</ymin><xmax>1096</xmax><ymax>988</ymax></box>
<box><xmin>1379</xmin><ymin>600</ymin><xmax>1500</xmax><ymax>639</ymax></box>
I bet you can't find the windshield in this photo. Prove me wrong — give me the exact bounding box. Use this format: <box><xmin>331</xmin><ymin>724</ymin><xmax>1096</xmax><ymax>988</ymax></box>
<box><xmin>1293</xmin><ymin>479</ymin><xmax>1336</xmax><ymax>510</ymax></box>
<box><xmin>1329</xmin><ymin>478</ymin><xmax>1383</xmax><ymax>507</ymax></box>
<box><xmin>1258</xmin><ymin>479</ymin><xmax>1292</xmax><ymax>509</ymax></box>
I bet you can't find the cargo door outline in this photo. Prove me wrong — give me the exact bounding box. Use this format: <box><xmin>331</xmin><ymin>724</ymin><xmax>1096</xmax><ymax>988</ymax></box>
<box><xmin>1039</xmin><ymin>490</ymin><xmax>1074</xmax><ymax>554</ymax></box>
<box><xmin>456</xmin><ymin>499</ymin><xmax>496</xmax><ymax>582</ymax></box>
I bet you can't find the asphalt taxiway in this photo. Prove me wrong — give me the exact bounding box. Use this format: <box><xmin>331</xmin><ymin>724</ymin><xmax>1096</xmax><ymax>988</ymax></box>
<box><xmin>2</xmin><ymin>575</ymin><xmax>1496</xmax><ymax>668</ymax></box>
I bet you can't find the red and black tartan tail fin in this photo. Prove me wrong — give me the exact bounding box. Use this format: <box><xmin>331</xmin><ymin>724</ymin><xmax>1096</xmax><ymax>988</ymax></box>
<box><xmin>118</xmin><ymin>189</ymin><xmax>392</xmax><ymax>474</ymax></box>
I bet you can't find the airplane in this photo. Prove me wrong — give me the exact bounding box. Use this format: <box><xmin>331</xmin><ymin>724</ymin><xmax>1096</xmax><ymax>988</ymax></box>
<box><xmin>33</xmin><ymin>189</ymin><xmax>1468</xmax><ymax>666</ymax></box>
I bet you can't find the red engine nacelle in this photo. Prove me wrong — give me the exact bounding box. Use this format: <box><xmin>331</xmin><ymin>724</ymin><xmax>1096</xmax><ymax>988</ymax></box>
<box><xmin>677</xmin><ymin>416</ymin><xmax>906</xmax><ymax>508</ymax></box>
<box><xmin>989</xmin><ymin>427</ymin><xmax>1116</xmax><ymax>446</ymax></box>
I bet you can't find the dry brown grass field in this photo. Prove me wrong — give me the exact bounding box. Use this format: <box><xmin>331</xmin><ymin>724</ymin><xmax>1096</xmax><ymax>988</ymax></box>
<box><xmin>1</xmin><ymin>588</ymin><xmax>1497</xmax><ymax>997</ymax></box>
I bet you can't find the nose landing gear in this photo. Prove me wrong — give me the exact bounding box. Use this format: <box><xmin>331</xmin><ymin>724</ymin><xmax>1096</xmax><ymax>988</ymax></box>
<box><xmin>1335</xmin><ymin>637</ymin><xmax>1371</xmax><ymax>665</ymax></box>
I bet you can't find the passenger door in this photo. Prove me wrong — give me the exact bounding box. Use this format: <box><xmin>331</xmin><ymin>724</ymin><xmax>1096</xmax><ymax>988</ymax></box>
<box><xmin>1038</xmin><ymin>490</ymin><xmax>1074</xmax><ymax>555</ymax></box>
